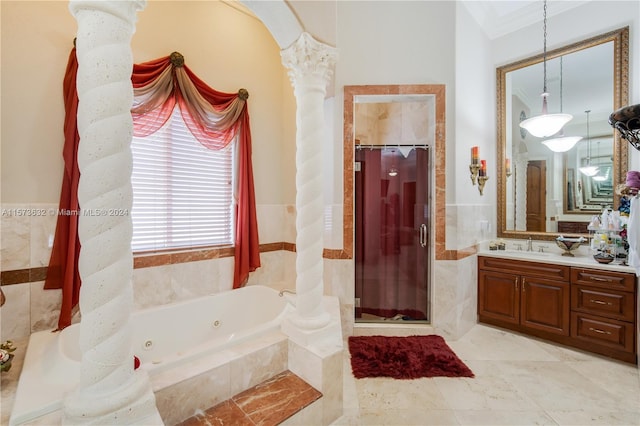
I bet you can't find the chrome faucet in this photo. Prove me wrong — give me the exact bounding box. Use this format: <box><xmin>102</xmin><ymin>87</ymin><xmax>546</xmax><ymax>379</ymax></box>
<box><xmin>278</xmin><ymin>289</ymin><xmax>296</xmax><ymax>297</ymax></box>
<box><xmin>526</xmin><ymin>237</ymin><xmax>533</xmax><ymax>252</ymax></box>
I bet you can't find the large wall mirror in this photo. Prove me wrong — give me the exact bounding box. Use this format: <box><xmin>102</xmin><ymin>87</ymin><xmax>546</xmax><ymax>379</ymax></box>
<box><xmin>497</xmin><ymin>27</ymin><xmax>629</xmax><ymax>241</ymax></box>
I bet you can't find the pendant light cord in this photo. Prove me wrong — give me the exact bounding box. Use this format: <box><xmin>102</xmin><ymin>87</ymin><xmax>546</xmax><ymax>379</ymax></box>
<box><xmin>586</xmin><ymin>109</ymin><xmax>592</xmax><ymax>163</ymax></box>
<box><xmin>543</xmin><ymin>0</ymin><xmax>548</xmax><ymax>94</ymax></box>
<box><xmin>559</xmin><ymin>57</ymin><xmax>563</xmax><ymax>112</ymax></box>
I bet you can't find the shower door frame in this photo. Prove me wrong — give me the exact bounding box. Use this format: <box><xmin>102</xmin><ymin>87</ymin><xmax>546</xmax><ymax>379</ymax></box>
<box><xmin>343</xmin><ymin>85</ymin><xmax>445</xmax><ymax>331</ymax></box>
<box><xmin>354</xmin><ymin>144</ymin><xmax>432</xmax><ymax>323</ymax></box>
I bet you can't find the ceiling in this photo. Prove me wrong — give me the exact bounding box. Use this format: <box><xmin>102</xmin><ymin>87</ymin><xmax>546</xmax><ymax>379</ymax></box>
<box><xmin>461</xmin><ymin>0</ymin><xmax>590</xmax><ymax>40</ymax></box>
<box><xmin>233</xmin><ymin>0</ymin><xmax>609</xmax><ymax>131</ymax></box>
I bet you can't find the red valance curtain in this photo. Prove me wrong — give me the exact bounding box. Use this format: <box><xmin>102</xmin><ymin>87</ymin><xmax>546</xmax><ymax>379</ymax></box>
<box><xmin>45</xmin><ymin>49</ymin><xmax>261</xmax><ymax>330</ymax></box>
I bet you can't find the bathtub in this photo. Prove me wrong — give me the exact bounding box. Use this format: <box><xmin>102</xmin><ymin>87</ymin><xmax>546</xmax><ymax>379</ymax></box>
<box><xmin>9</xmin><ymin>285</ymin><xmax>293</xmax><ymax>425</ymax></box>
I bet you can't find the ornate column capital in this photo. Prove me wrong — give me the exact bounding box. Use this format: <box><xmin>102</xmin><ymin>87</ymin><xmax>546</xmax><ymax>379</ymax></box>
<box><xmin>69</xmin><ymin>0</ymin><xmax>146</xmax><ymax>27</ymax></box>
<box><xmin>281</xmin><ymin>32</ymin><xmax>337</xmax><ymax>90</ymax></box>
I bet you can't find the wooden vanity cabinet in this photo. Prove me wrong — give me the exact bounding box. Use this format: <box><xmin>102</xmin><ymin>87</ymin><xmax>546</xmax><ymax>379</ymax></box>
<box><xmin>478</xmin><ymin>257</ymin><xmax>570</xmax><ymax>337</ymax></box>
<box><xmin>570</xmin><ymin>267</ymin><xmax>636</xmax><ymax>360</ymax></box>
<box><xmin>478</xmin><ymin>256</ymin><xmax>638</xmax><ymax>364</ymax></box>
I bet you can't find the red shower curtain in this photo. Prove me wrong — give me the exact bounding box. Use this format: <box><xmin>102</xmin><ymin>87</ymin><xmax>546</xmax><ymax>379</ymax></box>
<box><xmin>354</xmin><ymin>148</ymin><xmax>428</xmax><ymax>320</ymax></box>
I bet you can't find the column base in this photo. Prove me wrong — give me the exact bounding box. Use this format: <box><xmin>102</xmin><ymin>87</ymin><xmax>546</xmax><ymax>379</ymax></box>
<box><xmin>282</xmin><ymin>313</ymin><xmax>340</xmax><ymax>348</ymax></box>
<box><xmin>63</xmin><ymin>371</ymin><xmax>162</xmax><ymax>425</ymax></box>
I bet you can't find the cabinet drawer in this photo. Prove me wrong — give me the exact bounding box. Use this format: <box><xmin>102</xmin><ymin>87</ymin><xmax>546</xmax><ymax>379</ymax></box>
<box><xmin>571</xmin><ymin>268</ymin><xmax>635</xmax><ymax>292</ymax></box>
<box><xmin>571</xmin><ymin>312</ymin><xmax>635</xmax><ymax>353</ymax></box>
<box><xmin>571</xmin><ymin>285</ymin><xmax>635</xmax><ymax>322</ymax></box>
<box><xmin>479</xmin><ymin>257</ymin><xmax>569</xmax><ymax>280</ymax></box>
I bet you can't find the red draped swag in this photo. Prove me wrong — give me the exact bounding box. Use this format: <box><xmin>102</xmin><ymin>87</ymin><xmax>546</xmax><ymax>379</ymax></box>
<box><xmin>45</xmin><ymin>49</ymin><xmax>260</xmax><ymax>330</ymax></box>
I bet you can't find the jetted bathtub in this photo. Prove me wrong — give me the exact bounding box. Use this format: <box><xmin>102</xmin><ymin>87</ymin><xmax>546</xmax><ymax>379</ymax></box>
<box><xmin>9</xmin><ymin>285</ymin><xmax>293</xmax><ymax>425</ymax></box>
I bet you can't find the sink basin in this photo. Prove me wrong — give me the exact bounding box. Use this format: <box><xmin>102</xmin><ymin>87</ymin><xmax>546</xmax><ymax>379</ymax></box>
<box><xmin>556</xmin><ymin>237</ymin><xmax>586</xmax><ymax>257</ymax></box>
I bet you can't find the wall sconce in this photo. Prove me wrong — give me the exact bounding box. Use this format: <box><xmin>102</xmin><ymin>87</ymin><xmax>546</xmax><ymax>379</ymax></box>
<box><xmin>505</xmin><ymin>158</ymin><xmax>512</xmax><ymax>178</ymax></box>
<box><xmin>470</xmin><ymin>146</ymin><xmax>489</xmax><ymax>194</ymax></box>
<box><xmin>469</xmin><ymin>146</ymin><xmax>480</xmax><ymax>184</ymax></box>
<box><xmin>478</xmin><ymin>159</ymin><xmax>489</xmax><ymax>195</ymax></box>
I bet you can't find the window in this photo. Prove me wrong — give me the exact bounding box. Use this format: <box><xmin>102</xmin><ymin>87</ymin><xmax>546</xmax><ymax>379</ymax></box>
<box><xmin>131</xmin><ymin>107</ymin><xmax>234</xmax><ymax>252</ymax></box>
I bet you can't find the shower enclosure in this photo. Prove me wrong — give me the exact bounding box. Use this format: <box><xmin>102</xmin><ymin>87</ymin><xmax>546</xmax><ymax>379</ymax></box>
<box><xmin>354</xmin><ymin>145</ymin><xmax>430</xmax><ymax>322</ymax></box>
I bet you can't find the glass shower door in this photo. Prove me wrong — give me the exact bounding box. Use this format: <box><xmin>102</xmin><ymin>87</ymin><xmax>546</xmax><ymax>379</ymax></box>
<box><xmin>354</xmin><ymin>146</ymin><xmax>430</xmax><ymax>322</ymax></box>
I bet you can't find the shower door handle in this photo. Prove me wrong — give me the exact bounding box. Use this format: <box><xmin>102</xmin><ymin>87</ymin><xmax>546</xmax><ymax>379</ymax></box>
<box><xmin>419</xmin><ymin>224</ymin><xmax>427</xmax><ymax>247</ymax></box>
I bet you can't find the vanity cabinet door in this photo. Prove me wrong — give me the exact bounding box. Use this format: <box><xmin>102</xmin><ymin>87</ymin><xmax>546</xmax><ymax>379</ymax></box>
<box><xmin>478</xmin><ymin>270</ymin><xmax>520</xmax><ymax>325</ymax></box>
<box><xmin>520</xmin><ymin>277</ymin><xmax>570</xmax><ymax>336</ymax></box>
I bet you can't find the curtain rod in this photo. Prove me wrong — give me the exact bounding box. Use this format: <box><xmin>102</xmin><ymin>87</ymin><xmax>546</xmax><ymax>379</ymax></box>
<box><xmin>355</xmin><ymin>144</ymin><xmax>429</xmax><ymax>150</ymax></box>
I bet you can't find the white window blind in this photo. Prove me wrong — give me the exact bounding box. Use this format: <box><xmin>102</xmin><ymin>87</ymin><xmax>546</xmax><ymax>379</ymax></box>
<box><xmin>131</xmin><ymin>107</ymin><xmax>234</xmax><ymax>252</ymax></box>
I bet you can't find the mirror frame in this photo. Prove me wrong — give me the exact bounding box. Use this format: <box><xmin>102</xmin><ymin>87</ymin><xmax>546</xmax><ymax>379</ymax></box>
<box><xmin>497</xmin><ymin>27</ymin><xmax>629</xmax><ymax>241</ymax></box>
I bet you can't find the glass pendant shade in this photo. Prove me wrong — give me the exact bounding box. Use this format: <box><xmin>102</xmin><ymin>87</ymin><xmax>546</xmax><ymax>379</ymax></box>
<box><xmin>541</xmin><ymin>136</ymin><xmax>582</xmax><ymax>152</ymax></box>
<box><xmin>520</xmin><ymin>97</ymin><xmax>573</xmax><ymax>138</ymax></box>
<box><xmin>579</xmin><ymin>165</ymin><xmax>599</xmax><ymax>177</ymax></box>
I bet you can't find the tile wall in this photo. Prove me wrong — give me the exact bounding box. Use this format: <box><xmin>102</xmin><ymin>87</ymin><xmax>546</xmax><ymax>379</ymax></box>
<box><xmin>0</xmin><ymin>203</ymin><xmax>300</xmax><ymax>341</ymax></box>
<box><xmin>1</xmin><ymin>191</ymin><xmax>491</xmax><ymax>346</ymax></box>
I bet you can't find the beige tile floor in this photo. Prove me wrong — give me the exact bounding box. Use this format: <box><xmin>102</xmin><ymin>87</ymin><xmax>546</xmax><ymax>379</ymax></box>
<box><xmin>333</xmin><ymin>324</ymin><xmax>640</xmax><ymax>426</ymax></box>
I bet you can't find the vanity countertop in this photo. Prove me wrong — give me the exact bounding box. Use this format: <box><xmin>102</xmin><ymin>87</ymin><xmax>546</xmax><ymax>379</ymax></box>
<box><xmin>478</xmin><ymin>248</ymin><xmax>638</xmax><ymax>274</ymax></box>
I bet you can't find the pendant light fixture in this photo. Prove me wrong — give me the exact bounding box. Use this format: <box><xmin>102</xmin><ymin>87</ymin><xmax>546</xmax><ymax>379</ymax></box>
<box><xmin>387</xmin><ymin>148</ymin><xmax>398</xmax><ymax>177</ymax></box>
<box><xmin>542</xmin><ymin>57</ymin><xmax>582</xmax><ymax>152</ymax></box>
<box><xmin>519</xmin><ymin>0</ymin><xmax>573</xmax><ymax>138</ymax></box>
<box><xmin>579</xmin><ymin>110</ymin><xmax>599</xmax><ymax>177</ymax></box>
<box><xmin>592</xmin><ymin>141</ymin><xmax>609</xmax><ymax>181</ymax></box>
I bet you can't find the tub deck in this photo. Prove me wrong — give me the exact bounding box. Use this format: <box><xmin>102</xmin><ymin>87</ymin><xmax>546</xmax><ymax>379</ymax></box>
<box><xmin>6</xmin><ymin>293</ymin><xmax>345</xmax><ymax>425</ymax></box>
<box><xmin>9</xmin><ymin>329</ymin><xmax>77</xmax><ymax>425</ymax></box>
<box><xmin>8</xmin><ymin>327</ymin><xmax>291</xmax><ymax>425</ymax></box>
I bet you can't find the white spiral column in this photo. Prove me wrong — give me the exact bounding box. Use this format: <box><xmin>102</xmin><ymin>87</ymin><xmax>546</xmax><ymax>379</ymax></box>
<box><xmin>63</xmin><ymin>1</ymin><xmax>161</xmax><ymax>424</ymax></box>
<box><xmin>281</xmin><ymin>33</ymin><xmax>337</xmax><ymax>331</ymax></box>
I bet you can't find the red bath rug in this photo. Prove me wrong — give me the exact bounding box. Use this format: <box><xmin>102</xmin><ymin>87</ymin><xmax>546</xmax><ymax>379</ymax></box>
<box><xmin>348</xmin><ymin>335</ymin><xmax>474</xmax><ymax>379</ymax></box>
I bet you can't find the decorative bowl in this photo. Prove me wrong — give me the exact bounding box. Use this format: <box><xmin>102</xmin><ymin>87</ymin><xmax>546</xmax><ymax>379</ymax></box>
<box><xmin>555</xmin><ymin>237</ymin><xmax>585</xmax><ymax>257</ymax></box>
<box><xmin>593</xmin><ymin>253</ymin><xmax>615</xmax><ymax>264</ymax></box>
